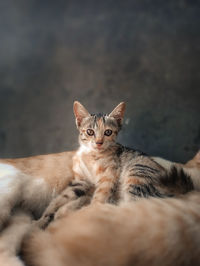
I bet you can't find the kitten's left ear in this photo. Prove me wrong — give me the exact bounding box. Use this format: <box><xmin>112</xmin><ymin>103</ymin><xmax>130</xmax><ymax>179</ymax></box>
<box><xmin>73</xmin><ymin>101</ymin><xmax>90</xmax><ymax>128</ymax></box>
<box><xmin>109</xmin><ymin>102</ymin><xmax>126</xmax><ymax>128</ymax></box>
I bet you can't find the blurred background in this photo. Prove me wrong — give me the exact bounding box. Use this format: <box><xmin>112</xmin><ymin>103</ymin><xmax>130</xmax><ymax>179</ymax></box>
<box><xmin>0</xmin><ymin>0</ymin><xmax>199</xmax><ymax>162</ymax></box>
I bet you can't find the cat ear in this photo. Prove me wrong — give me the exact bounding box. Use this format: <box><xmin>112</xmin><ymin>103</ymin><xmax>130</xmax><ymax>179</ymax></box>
<box><xmin>73</xmin><ymin>101</ymin><xmax>90</xmax><ymax>127</ymax></box>
<box><xmin>109</xmin><ymin>102</ymin><xmax>126</xmax><ymax>128</ymax></box>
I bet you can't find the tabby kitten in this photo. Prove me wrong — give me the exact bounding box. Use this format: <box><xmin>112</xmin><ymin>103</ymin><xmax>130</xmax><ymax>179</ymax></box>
<box><xmin>72</xmin><ymin>101</ymin><xmax>193</xmax><ymax>203</ymax></box>
<box><xmin>36</xmin><ymin>101</ymin><xmax>194</xmax><ymax>227</ymax></box>
<box><xmin>23</xmin><ymin>191</ymin><xmax>200</xmax><ymax>266</ymax></box>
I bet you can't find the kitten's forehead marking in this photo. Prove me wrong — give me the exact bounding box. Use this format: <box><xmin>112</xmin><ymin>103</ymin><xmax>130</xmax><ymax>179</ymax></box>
<box><xmin>91</xmin><ymin>114</ymin><xmax>117</xmax><ymax>129</ymax></box>
<box><xmin>91</xmin><ymin>114</ymin><xmax>106</xmax><ymax>128</ymax></box>
<box><xmin>81</xmin><ymin>113</ymin><xmax>118</xmax><ymax>130</ymax></box>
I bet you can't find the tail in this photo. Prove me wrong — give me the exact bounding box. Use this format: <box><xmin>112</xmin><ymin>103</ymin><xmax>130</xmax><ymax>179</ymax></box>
<box><xmin>0</xmin><ymin>211</ymin><xmax>32</xmax><ymax>266</ymax></box>
<box><xmin>160</xmin><ymin>166</ymin><xmax>194</xmax><ymax>195</ymax></box>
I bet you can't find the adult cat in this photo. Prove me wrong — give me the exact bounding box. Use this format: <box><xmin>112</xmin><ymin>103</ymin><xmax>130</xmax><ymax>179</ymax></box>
<box><xmin>23</xmin><ymin>191</ymin><xmax>200</xmax><ymax>266</ymax></box>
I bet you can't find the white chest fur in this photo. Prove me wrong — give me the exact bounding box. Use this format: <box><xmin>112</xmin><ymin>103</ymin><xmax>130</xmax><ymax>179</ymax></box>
<box><xmin>73</xmin><ymin>146</ymin><xmax>102</xmax><ymax>184</ymax></box>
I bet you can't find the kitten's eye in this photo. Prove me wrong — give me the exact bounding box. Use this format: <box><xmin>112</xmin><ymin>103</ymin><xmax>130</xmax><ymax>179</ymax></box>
<box><xmin>104</xmin><ymin>129</ymin><xmax>112</xmax><ymax>136</ymax></box>
<box><xmin>87</xmin><ymin>129</ymin><xmax>94</xmax><ymax>136</ymax></box>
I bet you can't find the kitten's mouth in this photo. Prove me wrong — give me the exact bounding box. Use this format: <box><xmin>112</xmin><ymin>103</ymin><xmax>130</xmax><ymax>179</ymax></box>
<box><xmin>95</xmin><ymin>143</ymin><xmax>104</xmax><ymax>150</ymax></box>
<box><xmin>96</xmin><ymin>144</ymin><xmax>103</xmax><ymax>149</ymax></box>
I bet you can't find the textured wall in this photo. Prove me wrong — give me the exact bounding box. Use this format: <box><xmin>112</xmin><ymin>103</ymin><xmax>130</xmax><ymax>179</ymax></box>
<box><xmin>0</xmin><ymin>0</ymin><xmax>199</xmax><ymax>162</ymax></box>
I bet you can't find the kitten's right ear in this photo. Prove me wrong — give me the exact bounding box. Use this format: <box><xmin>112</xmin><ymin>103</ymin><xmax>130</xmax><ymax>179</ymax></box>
<box><xmin>73</xmin><ymin>101</ymin><xmax>90</xmax><ymax>128</ymax></box>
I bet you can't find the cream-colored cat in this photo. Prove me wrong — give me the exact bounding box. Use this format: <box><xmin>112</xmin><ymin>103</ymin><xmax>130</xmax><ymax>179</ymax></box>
<box><xmin>22</xmin><ymin>191</ymin><xmax>200</xmax><ymax>266</ymax></box>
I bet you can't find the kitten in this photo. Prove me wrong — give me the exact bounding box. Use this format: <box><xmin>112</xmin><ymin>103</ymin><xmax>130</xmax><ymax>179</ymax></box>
<box><xmin>22</xmin><ymin>191</ymin><xmax>200</xmax><ymax>266</ymax></box>
<box><xmin>72</xmin><ymin>101</ymin><xmax>194</xmax><ymax>203</ymax></box>
<box><xmin>36</xmin><ymin>101</ymin><xmax>197</xmax><ymax>228</ymax></box>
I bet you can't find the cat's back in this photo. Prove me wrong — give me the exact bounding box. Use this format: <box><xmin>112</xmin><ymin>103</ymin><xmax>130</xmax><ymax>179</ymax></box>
<box><xmin>116</xmin><ymin>144</ymin><xmax>164</xmax><ymax>173</ymax></box>
<box><xmin>0</xmin><ymin>151</ymin><xmax>75</xmax><ymax>192</ymax></box>
<box><xmin>116</xmin><ymin>144</ymin><xmax>146</xmax><ymax>161</ymax></box>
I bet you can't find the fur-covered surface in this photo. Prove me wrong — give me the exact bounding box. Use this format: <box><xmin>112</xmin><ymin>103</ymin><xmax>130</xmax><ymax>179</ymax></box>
<box><xmin>23</xmin><ymin>192</ymin><xmax>200</xmax><ymax>266</ymax></box>
<box><xmin>0</xmin><ymin>211</ymin><xmax>32</xmax><ymax>266</ymax></box>
<box><xmin>0</xmin><ymin>150</ymin><xmax>199</xmax><ymax>266</ymax></box>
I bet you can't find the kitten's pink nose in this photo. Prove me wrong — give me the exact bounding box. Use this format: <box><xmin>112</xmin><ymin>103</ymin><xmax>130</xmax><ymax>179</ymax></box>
<box><xmin>96</xmin><ymin>141</ymin><xmax>103</xmax><ymax>147</ymax></box>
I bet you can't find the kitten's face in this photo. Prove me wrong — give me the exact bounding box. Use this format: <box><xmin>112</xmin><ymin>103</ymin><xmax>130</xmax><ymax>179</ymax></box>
<box><xmin>74</xmin><ymin>101</ymin><xmax>126</xmax><ymax>152</ymax></box>
<box><xmin>78</xmin><ymin>114</ymin><xmax>119</xmax><ymax>151</ymax></box>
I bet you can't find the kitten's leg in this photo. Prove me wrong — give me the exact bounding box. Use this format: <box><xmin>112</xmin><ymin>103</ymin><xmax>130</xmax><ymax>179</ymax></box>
<box><xmin>91</xmin><ymin>170</ymin><xmax>118</xmax><ymax>204</ymax></box>
<box><xmin>36</xmin><ymin>180</ymin><xmax>93</xmax><ymax>229</ymax></box>
<box><xmin>0</xmin><ymin>210</ymin><xmax>32</xmax><ymax>266</ymax></box>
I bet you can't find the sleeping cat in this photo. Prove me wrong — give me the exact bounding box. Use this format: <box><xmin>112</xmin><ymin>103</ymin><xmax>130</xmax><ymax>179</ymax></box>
<box><xmin>36</xmin><ymin>101</ymin><xmax>196</xmax><ymax>227</ymax></box>
<box><xmin>22</xmin><ymin>191</ymin><xmax>200</xmax><ymax>266</ymax></box>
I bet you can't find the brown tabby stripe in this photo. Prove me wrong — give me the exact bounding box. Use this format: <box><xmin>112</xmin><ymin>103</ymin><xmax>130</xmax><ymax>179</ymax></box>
<box><xmin>83</xmin><ymin>114</ymin><xmax>117</xmax><ymax>129</ymax></box>
<box><xmin>125</xmin><ymin>178</ymin><xmax>144</xmax><ymax>185</ymax></box>
<box><xmin>134</xmin><ymin>164</ymin><xmax>160</xmax><ymax>173</ymax></box>
<box><xmin>129</xmin><ymin>172</ymin><xmax>154</xmax><ymax>180</ymax></box>
<box><xmin>129</xmin><ymin>183</ymin><xmax>167</xmax><ymax>198</ymax></box>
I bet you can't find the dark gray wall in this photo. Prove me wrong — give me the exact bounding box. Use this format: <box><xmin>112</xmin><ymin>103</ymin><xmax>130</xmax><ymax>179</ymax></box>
<box><xmin>0</xmin><ymin>0</ymin><xmax>199</xmax><ymax>162</ymax></box>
